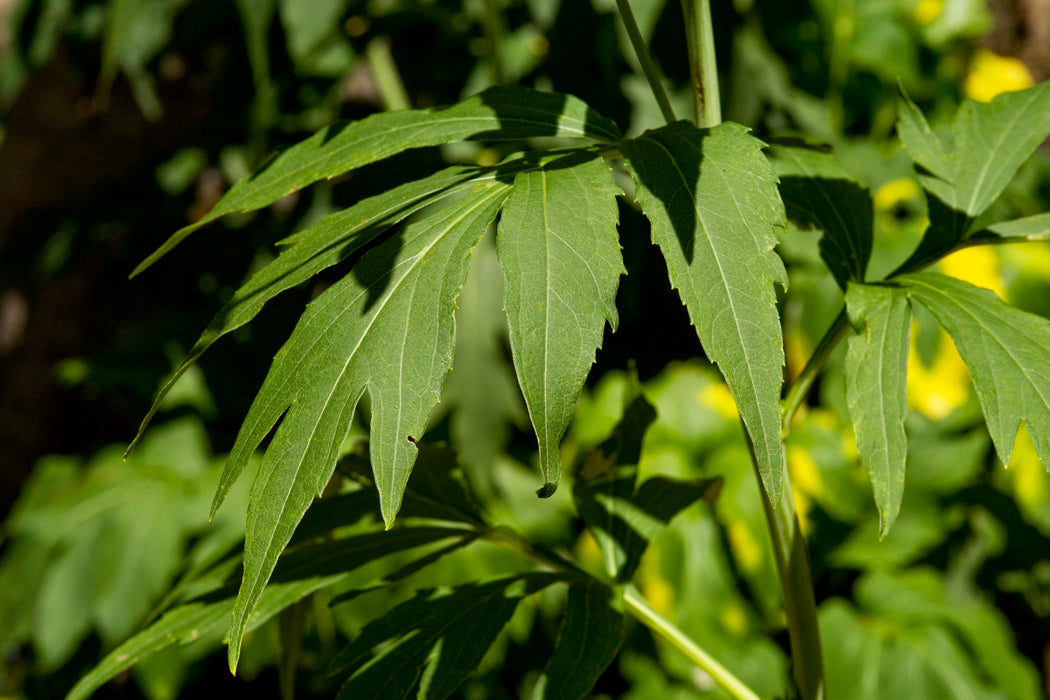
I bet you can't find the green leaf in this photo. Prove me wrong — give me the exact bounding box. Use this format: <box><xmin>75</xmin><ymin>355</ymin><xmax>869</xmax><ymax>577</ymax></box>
<box><xmin>574</xmin><ymin>392</ymin><xmax>722</xmax><ymax>582</ymax></box>
<box><xmin>67</xmin><ymin>576</ymin><xmax>340</xmax><ymax>700</ymax></box>
<box><xmin>134</xmin><ymin>87</ymin><xmax>622</xmax><ymax>275</ymax></box>
<box><xmin>442</xmin><ymin>230</ymin><xmax>527</xmax><ymax>494</ymax></box>
<box><xmin>625</xmin><ymin>121</ymin><xmax>788</xmax><ymax>500</ymax></box>
<box><xmin>574</xmin><ymin>393</ymin><xmax>657</xmax><ymax>579</ymax></box>
<box><xmin>900</xmin><ymin>272</ymin><xmax>1050</xmax><ymax>471</ymax></box>
<box><xmin>968</xmin><ymin>212</ymin><xmax>1050</xmax><ymax>244</ymax></box>
<box><xmin>68</xmin><ymin>523</ymin><xmax>472</xmax><ymax>699</ymax></box>
<box><xmin>329</xmin><ymin>574</ymin><xmax>565</xmax><ymax>700</ymax></box>
<box><xmin>536</xmin><ymin>581</ymin><xmax>626</xmax><ymax>700</ymax></box>
<box><xmin>821</xmin><ymin>569</ymin><xmax>1042</xmax><ymax>700</ymax></box>
<box><xmin>844</xmin><ymin>283</ymin><xmax>911</xmax><ymax>537</ymax></box>
<box><xmin>772</xmin><ymin>146</ymin><xmax>873</xmax><ymax>289</ymax></box>
<box><xmin>895</xmin><ymin>87</ymin><xmax>951</xmax><ymax>182</ymax></box>
<box><xmin>129</xmin><ymin>162</ymin><xmax>522</xmax><ymax>453</ymax></box>
<box><xmin>498</xmin><ymin>150</ymin><xmax>623</xmax><ymax>494</ymax></box>
<box><xmin>219</xmin><ymin>184</ymin><xmax>510</xmax><ymax>672</ymax></box>
<box><xmin>899</xmin><ymin>82</ymin><xmax>1050</xmax><ymax>218</ymax></box>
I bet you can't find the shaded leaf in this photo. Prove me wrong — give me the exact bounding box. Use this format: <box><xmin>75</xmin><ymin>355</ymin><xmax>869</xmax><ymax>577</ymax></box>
<box><xmin>442</xmin><ymin>230</ymin><xmax>527</xmax><ymax>496</ymax></box>
<box><xmin>536</xmin><ymin>581</ymin><xmax>626</xmax><ymax>700</ymax></box>
<box><xmin>131</xmin><ymin>163</ymin><xmax>529</xmax><ymax>452</ymax></box>
<box><xmin>575</xmin><ymin>393</ymin><xmax>721</xmax><ymax>582</ymax></box>
<box><xmin>772</xmin><ymin>146</ymin><xmax>873</xmax><ymax>289</ymax></box>
<box><xmin>68</xmin><ymin>523</ymin><xmax>473</xmax><ymax>699</ymax></box>
<box><xmin>67</xmin><ymin>576</ymin><xmax>340</xmax><ymax>700</ymax></box>
<box><xmin>900</xmin><ymin>272</ymin><xmax>1050</xmax><ymax>471</ymax></box>
<box><xmin>334</xmin><ymin>443</ymin><xmax>485</xmax><ymax>525</ymax></box>
<box><xmin>329</xmin><ymin>574</ymin><xmax>565</xmax><ymax>700</ymax></box>
<box><xmin>219</xmin><ymin>184</ymin><xmax>510</xmax><ymax>671</ymax></box>
<box><xmin>844</xmin><ymin>283</ymin><xmax>911</xmax><ymax>536</ymax></box>
<box><xmin>498</xmin><ymin>150</ymin><xmax>624</xmax><ymax>494</ymax></box>
<box><xmin>625</xmin><ymin>121</ymin><xmax>788</xmax><ymax>500</ymax></box>
<box><xmin>134</xmin><ymin>86</ymin><xmax>621</xmax><ymax>274</ymax></box>
<box><xmin>574</xmin><ymin>393</ymin><xmax>657</xmax><ymax>579</ymax></box>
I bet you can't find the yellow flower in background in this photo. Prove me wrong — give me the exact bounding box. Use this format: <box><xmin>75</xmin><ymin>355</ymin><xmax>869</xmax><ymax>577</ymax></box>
<box><xmin>907</xmin><ymin>325</ymin><xmax>970</xmax><ymax>420</ymax></box>
<box><xmin>787</xmin><ymin>444</ymin><xmax>822</xmax><ymax>535</ymax></box>
<box><xmin>965</xmin><ymin>49</ymin><xmax>1034</xmax><ymax>103</ymax></box>
<box><xmin>938</xmin><ymin>246</ymin><xmax>1005</xmax><ymax>297</ymax></box>
<box><xmin>914</xmin><ymin>0</ymin><xmax>943</xmax><ymax>25</ymax></box>
<box><xmin>1006</xmin><ymin>425</ymin><xmax>1050</xmax><ymax>514</ymax></box>
<box><xmin>874</xmin><ymin>178</ymin><xmax>921</xmax><ymax>212</ymax></box>
<box><xmin>699</xmin><ymin>381</ymin><xmax>738</xmax><ymax>419</ymax></box>
<box><xmin>727</xmin><ymin>521</ymin><xmax>764</xmax><ymax>574</ymax></box>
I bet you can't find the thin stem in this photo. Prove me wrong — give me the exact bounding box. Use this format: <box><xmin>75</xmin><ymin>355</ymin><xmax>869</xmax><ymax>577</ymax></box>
<box><xmin>623</xmin><ymin>586</ymin><xmax>761</xmax><ymax>700</ymax></box>
<box><xmin>680</xmin><ymin>0</ymin><xmax>721</xmax><ymax>127</ymax></box>
<box><xmin>366</xmin><ymin>37</ymin><xmax>411</xmax><ymax>111</ymax></box>
<box><xmin>614</xmin><ymin>0</ymin><xmax>677</xmax><ymax>124</ymax></box>
<box><xmin>746</xmin><ymin>432</ymin><xmax>826</xmax><ymax>700</ymax></box>
<box><xmin>482</xmin><ymin>526</ymin><xmax>760</xmax><ymax>700</ymax></box>
<box><xmin>781</xmin><ymin>308</ymin><xmax>850</xmax><ymax>431</ymax></box>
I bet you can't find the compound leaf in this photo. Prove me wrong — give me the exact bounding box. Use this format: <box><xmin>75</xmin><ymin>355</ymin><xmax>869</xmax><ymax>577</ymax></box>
<box><xmin>130</xmin><ymin>162</ymin><xmax>528</xmax><ymax>453</ymax></box>
<box><xmin>896</xmin><ymin>82</ymin><xmax>1050</xmax><ymax>262</ymax></box>
<box><xmin>900</xmin><ymin>272</ymin><xmax>1050</xmax><ymax>473</ymax></box>
<box><xmin>329</xmin><ymin>574</ymin><xmax>565</xmax><ymax>700</ymax></box>
<box><xmin>844</xmin><ymin>283</ymin><xmax>911</xmax><ymax>537</ymax></box>
<box><xmin>134</xmin><ymin>86</ymin><xmax>621</xmax><ymax>274</ymax></box>
<box><xmin>220</xmin><ymin>184</ymin><xmax>510</xmax><ymax>672</ymax></box>
<box><xmin>497</xmin><ymin>150</ymin><xmax>623</xmax><ymax>495</ymax></box>
<box><xmin>537</xmin><ymin>581</ymin><xmax>626</xmax><ymax>700</ymax></box>
<box><xmin>625</xmin><ymin>121</ymin><xmax>788</xmax><ymax>500</ymax></box>
<box><xmin>899</xmin><ymin>82</ymin><xmax>1050</xmax><ymax>218</ymax></box>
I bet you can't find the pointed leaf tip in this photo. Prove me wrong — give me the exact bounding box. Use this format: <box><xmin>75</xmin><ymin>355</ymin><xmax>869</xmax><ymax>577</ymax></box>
<box><xmin>498</xmin><ymin>151</ymin><xmax>623</xmax><ymax>492</ymax></box>
<box><xmin>536</xmin><ymin>482</ymin><xmax>558</xmax><ymax>498</ymax></box>
<box><xmin>625</xmin><ymin>121</ymin><xmax>787</xmax><ymax>502</ymax></box>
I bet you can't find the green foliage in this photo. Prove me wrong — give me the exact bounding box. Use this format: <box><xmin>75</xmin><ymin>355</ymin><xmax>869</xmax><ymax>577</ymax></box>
<box><xmin>3</xmin><ymin>1</ymin><xmax>1050</xmax><ymax>699</ymax></box>
<box><xmin>625</xmin><ymin>121</ymin><xmax>788</xmax><ymax>501</ymax></box>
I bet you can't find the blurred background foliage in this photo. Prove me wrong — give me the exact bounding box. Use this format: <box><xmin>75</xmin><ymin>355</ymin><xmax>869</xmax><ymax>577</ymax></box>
<box><xmin>0</xmin><ymin>0</ymin><xmax>1048</xmax><ymax>697</ymax></box>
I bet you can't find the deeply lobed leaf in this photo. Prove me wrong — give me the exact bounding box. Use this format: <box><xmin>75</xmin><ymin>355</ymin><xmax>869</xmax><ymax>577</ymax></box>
<box><xmin>497</xmin><ymin>150</ymin><xmax>624</xmax><ymax>495</ymax></box>
<box><xmin>900</xmin><ymin>273</ymin><xmax>1050</xmax><ymax>472</ymax></box>
<box><xmin>625</xmin><ymin>121</ymin><xmax>788</xmax><ymax>501</ymax></box>
<box><xmin>219</xmin><ymin>184</ymin><xmax>510</xmax><ymax>671</ymax></box>
<box><xmin>129</xmin><ymin>162</ymin><xmax>530</xmax><ymax>453</ymax></box>
<box><xmin>133</xmin><ymin>86</ymin><xmax>622</xmax><ymax>275</ymax></box>
<box><xmin>536</xmin><ymin>581</ymin><xmax>626</xmax><ymax>700</ymax></box>
<box><xmin>328</xmin><ymin>574</ymin><xmax>565</xmax><ymax>700</ymax></box>
<box><xmin>844</xmin><ymin>283</ymin><xmax>911</xmax><ymax>537</ymax></box>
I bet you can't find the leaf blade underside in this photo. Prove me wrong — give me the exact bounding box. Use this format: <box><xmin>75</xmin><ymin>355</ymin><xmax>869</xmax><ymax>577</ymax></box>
<box><xmin>900</xmin><ymin>272</ymin><xmax>1050</xmax><ymax>472</ymax></box>
<box><xmin>844</xmin><ymin>283</ymin><xmax>911</xmax><ymax>537</ymax></box>
<box><xmin>220</xmin><ymin>183</ymin><xmax>511</xmax><ymax>672</ymax></box>
<box><xmin>625</xmin><ymin>121</ymin><xmax>788</xmax><ymax>500</ymax></box>
<box><xmin>497</xmin><ymin>151</ymin><xmax>623</xmax><ymax>494</ymax></box>
<box><xmin>134</xmin><ymin>86</ymin><xmax>622</xmax><ymax>275</ymax></box>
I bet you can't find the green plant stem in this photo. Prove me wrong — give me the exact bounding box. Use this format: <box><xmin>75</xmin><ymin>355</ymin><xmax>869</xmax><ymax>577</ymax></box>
<box><xmin>623</xmin><ymin>586</ymin><xmax>761</xmax><ymax>700</ymax></box>
<box><xmin>365</xmin><ymin>37</ymin><xmax>411</xmax><ymax>111</ymax></box>
<box><xmin>781</xmin><ymin>307</ymin><xmax>850</xmax><ymax>430</ymax></box>
<box><xmin>482</xmin><ymin>526</ymin><xmax>760</xmax><ymax>700</ymax></box>
<box><xmin>614</xmin><ymin>0</ymin><xmax>677</xmax><ymax>124</ymax></box>
<box><xmin>745</xmin><ymin>432</ymin><xmax>826</xmax><ymax>700</ymax></box>
<box><xmin>680</xmin><ymin>0</ymin><xmax>721</xmax><ymax>127</ymax></box>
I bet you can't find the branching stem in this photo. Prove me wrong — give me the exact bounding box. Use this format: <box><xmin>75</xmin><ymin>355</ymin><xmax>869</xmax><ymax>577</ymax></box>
<box><xmin>482</xmin><ymin>526</ymin><xmax>761</xmax><ymax>700</ymax></box>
